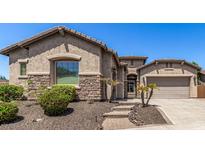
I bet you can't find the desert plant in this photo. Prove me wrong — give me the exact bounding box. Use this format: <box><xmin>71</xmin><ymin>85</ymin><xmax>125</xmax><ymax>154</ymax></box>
<box><xmin>102</xmin><ymin>78</ymin><xmax>121</xmax><ymax>102</ymax></box>
<box><xmin>137</xmin><ymin>83</ymin><xmax>158</xmax><ymax>107</ymax></box>
<box><xmin>0</xmin><ymin>85</ymin><xmax>24</xmax><ymax>102</ymax></box>
<box><xmin>38</xmin><ymin>85</ymin><xmax>76</xmax><ymax>116</ymax></box>
<box><xmin>0</xmin><ymin>102</ymin><xmax>19</xmax><ymax>123</ymax></box>
<box><xmin>192</xmin><ymin>61</ymin><xmax>201</xmax><ymax>81</ymax></box>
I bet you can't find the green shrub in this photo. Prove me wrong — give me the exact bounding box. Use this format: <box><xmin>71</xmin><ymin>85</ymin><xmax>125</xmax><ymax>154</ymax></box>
<box><xmin>0</xmin><ymin>102</ymin><xmax>19</xmax><ymax>123</ymax></box>
<box><xmin>52</xmin><ymin>85</ymin><xmax>76</xmax><ymax>101</ymax></box>
<box><xmin>38</xmin><ymin>85</ymin><xmax>76</xmax><ymax>116</ymax></box>
<box><xmin>0</xmin><ymin>85</ymin><xmax>24</xmax><ymax>102</ymax></box>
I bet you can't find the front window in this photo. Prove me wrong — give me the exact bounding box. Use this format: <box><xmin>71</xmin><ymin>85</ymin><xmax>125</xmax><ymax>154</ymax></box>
<box><xmin>56</xmin><ymin>61</ymin><xmax>79</xmax><ymax>85</ymax></box>
<box><xmin>20</xmin><ymin>63</ymin><xmax>27</xmax><ymax>76</ymax></box>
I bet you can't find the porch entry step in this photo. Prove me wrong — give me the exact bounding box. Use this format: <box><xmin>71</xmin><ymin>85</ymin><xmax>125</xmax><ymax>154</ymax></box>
<box><xmin>112</xmin><ymin>105</ymin><xmax>134</xmax><ymax>111</ymax></box>
<box><xmin>118</xmin><ymin>102</ymin><xmax>138</xmax><ymax>105</ymax></box>
<box><xmin>103</xmin><ymin>111</ymin><xmax>130</xmax><ymax>118</ymax></box>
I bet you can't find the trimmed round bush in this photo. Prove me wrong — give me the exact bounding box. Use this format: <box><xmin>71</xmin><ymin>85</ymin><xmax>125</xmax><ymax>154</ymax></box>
<box><xmin>52</xmin><ymin>85</ymin><xmax>76</xmax><ymax>101</ymax></box>
<box><xmin>0</xmin><ymin>102</ymin><xmax>19</xmax><ymax>123</ymax></box>
<box><xmin>38</xmin><ymin>85</ymin><xmax>76</xmax><ymax>116</ymax></box>
<box><xmin>0</xmin><ymin>85</ymin><xmax>24</xmax><ymax>102</ymax></box>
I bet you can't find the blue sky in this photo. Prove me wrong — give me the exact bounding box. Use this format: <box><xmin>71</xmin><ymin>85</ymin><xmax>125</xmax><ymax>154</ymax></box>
<box><xmin>0</xmin><ymin>23</ymin><xmax>205</xmax><ymax>79</ymax></box>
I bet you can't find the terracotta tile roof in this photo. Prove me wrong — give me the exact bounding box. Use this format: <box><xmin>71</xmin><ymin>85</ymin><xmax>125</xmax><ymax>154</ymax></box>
<box><xmin>0</xmin><ymin>26</ymin><xmax>125</xmax><ymax>66</ymax></box>
<box><xmin>0</xmin><ymin>26</ymin><xmax>107</xmax><ymax>55</ymax></box>
<box><xmin>137</xmin><ymin>59</ymin><xmax>201</xmax><ymax>70</ymax></box>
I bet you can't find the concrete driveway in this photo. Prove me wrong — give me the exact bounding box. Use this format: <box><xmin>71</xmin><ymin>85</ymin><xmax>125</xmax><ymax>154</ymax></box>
<box><xmin>133</xmin><ymin>99</ymin><xmax>205</xmax><ymax>129</ymax></box>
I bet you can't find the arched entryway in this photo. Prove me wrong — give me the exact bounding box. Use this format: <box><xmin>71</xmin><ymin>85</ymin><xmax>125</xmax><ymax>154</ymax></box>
<box><xmin>127</xmin><ymin>74</ymin><xmax>137</xmax><ymax>98</ymax></box>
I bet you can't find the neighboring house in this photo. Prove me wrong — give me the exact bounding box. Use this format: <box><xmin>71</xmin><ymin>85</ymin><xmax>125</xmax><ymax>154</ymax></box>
<box><xmin>0</xmin><ymin>79</ymin><xmax>8</xmax><ymax>84</ymax></box>
<box><xmin>0</xmin><ymin>26</ymin><xmax>201</xmax><ymax>100</ymax></box>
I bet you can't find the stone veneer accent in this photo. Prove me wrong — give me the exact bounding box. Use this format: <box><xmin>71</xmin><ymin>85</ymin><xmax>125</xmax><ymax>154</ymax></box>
<box><xmin>77</xmin><ymin>75</ymin><xmax>103</xmax><ymax>100</ymax></box>
<box><xmin>26</xmin><ymin>73</ymin><xmax>104</xmax><ymax>101</ymax></box>
<box><xmin>27</xmin><ymin>74</ymin><xmax>50</xmax><ymax>99</ymax></box>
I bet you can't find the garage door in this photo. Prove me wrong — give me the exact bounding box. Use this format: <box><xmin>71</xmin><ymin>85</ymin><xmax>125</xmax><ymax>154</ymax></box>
<box><xmin>147</xmin><ymin>77</ymin><xmax>190</xmax><ymax>98</ymax></box>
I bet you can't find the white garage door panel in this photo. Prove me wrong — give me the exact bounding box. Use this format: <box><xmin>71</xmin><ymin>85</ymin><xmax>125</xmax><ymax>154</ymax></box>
<box><xmin>147</xmin><ymin>77</ymin><xmax>190</xmax><ymax>98</ymax></box>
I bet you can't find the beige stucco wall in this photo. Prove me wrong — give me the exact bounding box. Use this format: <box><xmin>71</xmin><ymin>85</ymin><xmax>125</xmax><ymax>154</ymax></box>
<box><xmin>9</xmin><ymin>33</ymin><xmax>103</xmax><ymax>87</ymax></box>
<box><xmin>9</xmin><ymin>48</ymin><xmax>29</xmax><ymax>88</ymax></box>
<box><xmin>139</xmin><ymin>63</ymin><xmax>198</xmax><ymax>98</ymax></box>
<box><xmin>117</xmin><ymin>66</ymin><xmax>125</xmax><ymax>99</ymax></box>
<box><xmin>101</xmin><ymin>52</ymin><xmax>112</xmax><ymax>78</ymax></box>
<box><xmin>127</xmin><ymin>67</ymin><xmax>137</xmax><ymax>75</ymax></box>
<box><xmin>120</xmin><ymin>59</ymin><xmax>144</xmax><ymax>68</ymax></box>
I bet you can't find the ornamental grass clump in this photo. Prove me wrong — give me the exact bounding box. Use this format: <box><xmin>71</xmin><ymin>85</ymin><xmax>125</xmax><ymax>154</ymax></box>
<box><xmin>38</xmin><ymin>85</ymin><xmax>76</xmax><ymax>116</ymax></box>
<box><xmin>0</xmin><ymin>102</ymin><xmax>19</xmax><ymax>123</ymax></box>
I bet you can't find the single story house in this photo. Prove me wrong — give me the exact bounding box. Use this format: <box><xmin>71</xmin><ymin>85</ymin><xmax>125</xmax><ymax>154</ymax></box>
<box><xmin>0</xmin><ymin>26</ymin><xmax>201</xmax><ymax>100</ymax></box>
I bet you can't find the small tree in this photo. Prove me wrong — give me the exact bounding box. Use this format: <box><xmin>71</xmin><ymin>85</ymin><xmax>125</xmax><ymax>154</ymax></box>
<box><xmin>137</xmin><ymin>83</ymin><xmax>158</xmax><ymax>107</ymax></box>
<box><xmin>0</xmin><ymin>75</ymin><xmax>7</xmax><ymax>81</ymax></box>
<box><xmin>102</xmin><ymin>78</ymin><xmax>121</xmax><ymax>103</ymax></box>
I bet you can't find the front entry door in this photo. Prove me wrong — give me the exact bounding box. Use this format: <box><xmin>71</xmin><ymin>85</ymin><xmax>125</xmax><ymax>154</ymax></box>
<box><xmin>127</xmin><ymin>80</ymin><xmax>136</xmax><ymax>98</ymax></box>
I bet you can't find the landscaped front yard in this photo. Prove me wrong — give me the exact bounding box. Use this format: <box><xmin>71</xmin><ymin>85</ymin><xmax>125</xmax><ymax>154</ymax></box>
<box><xmin>0</xmin><ymin>84</ymin><xmax>169</xmax><ymax>130</ymax></box>
<box><xmin>0</xmin><ymin>101</ymin><xmax>116</xmax><ymax>130</ymax></box>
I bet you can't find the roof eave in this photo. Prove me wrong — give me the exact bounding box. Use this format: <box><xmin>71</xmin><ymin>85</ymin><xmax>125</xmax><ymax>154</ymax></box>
<box><xmin>0</xmin><ymin>26</ymin><xmax>106</xmax><ymax>56</ymax></box>
<box><xmin>137</xmin><ymin>59</ymin><xmax>201</xmax><ymax>71</ymax></box>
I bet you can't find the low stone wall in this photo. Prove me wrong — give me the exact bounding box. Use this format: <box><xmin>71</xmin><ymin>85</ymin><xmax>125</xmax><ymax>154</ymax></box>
<box><xmin>77</xmin><ymin>75</ymin><xmax>103</xmax><ymax>101</ymax></box>
<box><xmin>27</xmin><ymin>74</ymin><xmax>50</xmax><ymax>99</ymax></box>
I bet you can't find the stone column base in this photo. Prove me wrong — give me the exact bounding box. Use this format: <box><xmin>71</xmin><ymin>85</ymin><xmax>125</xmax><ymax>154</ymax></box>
<box><xmin>76</xmin><ymin>74</ymin><xmax>103</xmax><ymax>101</ymax></box>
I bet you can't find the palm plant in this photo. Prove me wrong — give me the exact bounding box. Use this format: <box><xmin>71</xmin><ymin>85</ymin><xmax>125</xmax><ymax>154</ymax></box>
<box><xmin>137</xmin><ymin>83</ymin><xmax>158</xmax><ymax>107</ymax></box>
<box><xmin>102</xmin><ymin>78</ymin><xmax>121</xmax><ymax>102</ymax></box>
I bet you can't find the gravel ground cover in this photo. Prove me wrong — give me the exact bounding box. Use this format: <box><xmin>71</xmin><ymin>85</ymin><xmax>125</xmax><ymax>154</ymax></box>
<box><xmin>0</xmin><ymin>101</ymin><xmax>116</xmax><ymax>130</ymax></box>
<box><xmin>128</xmin><ymin>104</ymin><xmax>167</xmax><ymax>126</ymax></box>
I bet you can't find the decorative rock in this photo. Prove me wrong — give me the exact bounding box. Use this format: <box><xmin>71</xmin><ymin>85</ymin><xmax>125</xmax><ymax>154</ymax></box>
<box><xmin>32</xmin><ymin>118</ymin><xmax>43</xmax><ymax>122</ymax></box>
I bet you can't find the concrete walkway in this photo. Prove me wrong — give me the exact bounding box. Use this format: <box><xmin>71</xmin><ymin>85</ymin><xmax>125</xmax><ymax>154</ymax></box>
<box><xmin>102</xmin><ymin>100</ymin><xmax>138</xmax><ymax>130</ymax></box>
<box><xmin>131</xmin><ymin>99</ymin><xmax>205</xmax><ymax>130</ymax></box>
<box><xmin>102</xmin><ymin>99</ymin><xmax>205</xmax><ymax>130</ymax></box>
